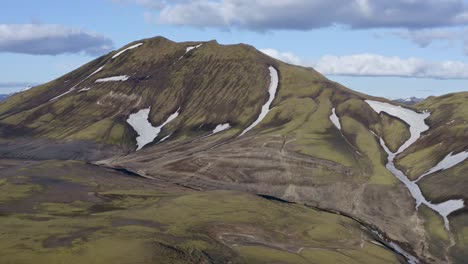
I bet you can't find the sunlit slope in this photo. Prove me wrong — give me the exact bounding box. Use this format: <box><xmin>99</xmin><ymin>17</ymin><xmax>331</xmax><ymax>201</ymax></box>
<box><xmin>1</xmin><ymin>36</ymin><xmax>466</xmax><ymax>263</ymax></box>
<box><xmin>0</xmin><ymin>37</ymin><xmax>273</xmax><ymax>151</ymax></box>
<box><xmin>396</xmin><ymin>92</ymin><xmax>468</xmax><ymax>199</ymax></box>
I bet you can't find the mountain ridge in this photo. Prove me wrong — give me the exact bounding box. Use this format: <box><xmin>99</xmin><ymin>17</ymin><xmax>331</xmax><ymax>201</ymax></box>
<box><xmin>0</xmin><ymin>36</ymin><xmax>467</xmax><ymax>263</ymax></box>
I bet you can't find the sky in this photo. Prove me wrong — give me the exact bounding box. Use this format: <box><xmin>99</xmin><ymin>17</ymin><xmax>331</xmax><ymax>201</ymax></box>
<box><xmin>1</xmin><ymin>0</ymin><xmax>468</xmax><ymax>98</ymax></box>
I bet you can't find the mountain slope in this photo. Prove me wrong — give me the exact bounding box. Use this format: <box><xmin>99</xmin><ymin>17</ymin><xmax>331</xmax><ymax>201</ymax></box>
<box><xmin>0</xmin><ymin>36</ymin><xmax>466</xmax><ymax>263</ymax></box>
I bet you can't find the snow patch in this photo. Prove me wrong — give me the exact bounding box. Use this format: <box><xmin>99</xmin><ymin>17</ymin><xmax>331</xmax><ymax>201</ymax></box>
<box><xmin>50</xmin><ymin>88</ymin><xmax>75</xmax><ymax>101</ymax></box>
<box><xmin>365</xmin><ymin>100</ymin><xmax>430</xmax><ymax>154</ymax></box>
<box><xmin>95</xmin><ymin>75</ymin><xmax>129</xmax><ymax>83</ymax></box>
<box><xmin>126</xmin><ymin>107</ymin><xmax>180</xmax><ymax>151</ymax></box>
<box><xmin>446</xmin><ymin>120</ymin><xmax>455</xmax><ymax>125</ymax></box>
<box><xmin>178</xmin><ymin>44</ymin><xmax>203</xmax><ymax>60</ymax></box>
<box><xmin>79</xmin><ymin>87</ymin><xmax>91</xmax><ymax>92</ymax></box>
<box><xmin>240</xmin><ymin>66</ymin><xmax>279</xmax><ymax>136</ymax></box>
<box><xmin>158</xmin><ymin>134</ymin><xmax>173</xmax><ymax>143</ymax></box>
<box><xmin>367</xmin><ymin>102</ymin><xmax>464</xmax><ymax>230</ymax></box>
<box><xmin>213</xmin><ymin>123</ymin><xmax>231</xmax><ymax>134</ymax></box>
<box><xmin>88</xmin><ymin>66</ymin><xmax>105</xmax><ymax>78</ymax></box>
<box><xmin>374</xmin><ymin>134</ymin><xmax>464</xmax><ymax>230</ymax></box>
<box><xmin>112</xmin><ymin>43</ymin><xmax>143</xmax><ymax>59</ymax></box>
<box><xmin>416</xmin><ymin>151</ymin><xmax>468</xmax><ymax>181</ymax></box>
<box><xmin>329</xmin><ymin>108</ymin><xmax>341</xmax><ymax>130</ymax></box>
<box><xmin>186</xmin><ymin>44</ymin><xmax>203</xmax><ymax>53</ymax></box>
<box><xmin>50</xmin><ymin>66</ymin><xmax>105</xmax><ymax>101</ymax></box>
<box><xmin>20</xmin><ymin>86</ymin><xmax>32</xmax><ymax>92</ymax></box>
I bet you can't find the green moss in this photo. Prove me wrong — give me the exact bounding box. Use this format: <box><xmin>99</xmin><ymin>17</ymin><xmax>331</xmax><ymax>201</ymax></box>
<box><xmin>235</xmin><ymin>245</ymin><xmax>309</xmax><ymax>264</ymax></box>
<box><xmin>40</xmin><ymin>202</ymin><xmax>90</xmax><ymax>216</ymax></box>
<box><xmin>0</xmin><ymin>172</ymin><xmax>401</xmax><ymax>264</ymax></box>
<box><xmin>396</xmin><ymin>144</ymin><xmax>440</xmax><ymax>180</ymax></box>
<box><xmin>418</xmin><ymin>205</ymin><xmax>450</xmax><ymax>260</ymax></box>
<box><xmin>340</xmin><ymin>116</ymin><xmax>396</xmax><ymax>185</ymax></box>
<box><xmin>66</xmin><ymin>118</ymin><xmax>126</xmax><ymax>145</ymax></box>
<box><xmin>370</xmin><ymin>112</ymin><xmax>410</xmax><ymax>153</ymax></box>
<box><xmin>0</xmin><ymin>181</ymin><xmax>41</xmax><ymax>203</ymax></box>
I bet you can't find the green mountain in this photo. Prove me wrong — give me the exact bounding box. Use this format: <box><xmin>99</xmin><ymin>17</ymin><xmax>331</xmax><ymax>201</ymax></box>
<box><xmin>0</xmin><ymin>36</ymin><xmax>466</xmax><ymax>263</ymax></box>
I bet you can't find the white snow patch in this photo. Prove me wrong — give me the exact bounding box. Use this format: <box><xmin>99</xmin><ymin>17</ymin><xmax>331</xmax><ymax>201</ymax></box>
<box><xmin>446</xmin><ymin>120</ymin><xmax>456</xmax><ymax>125</ymax></box>
<box><xmin>178</xmin><ymin>44</ymin><xmax>203</xmax><ymax>60</ymax></box>
<box><xmin>112</xmin><ymin>43</ymin><xmax>143</xmax><ymax>59</ymax></box>
<box><xmin>88</xmin><ymin>66</ymin><xmax>105</xmax><ymax>78</ymax></box>
<box><xmin>416</xmin><ymin>151</ymin><xmax>468</xmax><ymax>181</ymax></box>
<box><xmin>374</xmin><ymin>134</ymin><xmax>464</xmax><ymax>230</ymax></box>
<box><xmin>213</xmin><ymin>123</ymin><xmax>231</xmax><ymax>134</ymax></box>
<box><xmin>50</xmin><ymin>66</ymin><xmax>105</xmax><ymax>101</ymax></box>
<box><xmin>95</xmin><ymin>75</ymin><xmax>129</xmax><ymax>83</ymax></box>
<box><xmin>20</xmin><ymin>86</ymin><xmax>32</xmax><ymax>92</ymax></box>
<box><xmin>126</xmin><ymin>107</ymin><xmax>180</xmax><ymax>151</ymax></box>
<box><xmin>158</xmin><ymin>133</ymin><xmax>173</xmax><ymax>143</ymax></box>
<box><xmin>329</xmin><ymin>108</ymin><xmax>341</xmax><ymax>130</ymax></box>
<box><xmin>50</xmin><ymin>88</ymin><xmax>75</xmax><ymax>101</ymax></box>
<box><xmin>79</xmin><ymin>87</ymin><xmax>91</xmax><ymax>92</ymax></box>
<box><xmin>368</xmin><ymin>102</ymin><xmax>465</xmax><ymax>229</ymax></box>
<box><xmin>365</xmin><ymin>100</ymin><xmax>430</xmax><ymax>154</ymax></box>
<box><xmin>186</xmin><ymin>44</ymin><xmax>203</xmax><ymax>53</ymax></box>
<box><xmin>240</xmin><ymin>66</ymin><xmax>279</xmax><ymax>136</ymax></box>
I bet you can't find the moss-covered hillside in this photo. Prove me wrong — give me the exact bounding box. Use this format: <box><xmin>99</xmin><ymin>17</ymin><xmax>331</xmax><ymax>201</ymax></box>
<box><xmin>0</xmin><ymin>36</ymin><xmax>466</xmax><ymax>263</ymax></box>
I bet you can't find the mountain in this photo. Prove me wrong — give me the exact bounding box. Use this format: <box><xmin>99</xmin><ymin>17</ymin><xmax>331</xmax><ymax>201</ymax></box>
<box><xmin>392</xmin><ymin>97</ymin><xmax>424</xmax><ymax>105</ymax></box>
<box><xmin>0</xmin><ymin>94</ymin><xmax>9</xmax><ymax>102</ymax></box>
<box><xmin>0</xmin><ymin>36</ymin><xmax>466</xmax><ymax>263</ymax></box>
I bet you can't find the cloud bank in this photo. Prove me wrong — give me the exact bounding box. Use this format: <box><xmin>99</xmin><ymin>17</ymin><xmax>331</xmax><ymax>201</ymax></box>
<box><xmin>261</xmin><ymin>49</ymin><xmax>468</xmax><ymax>79</ymax></box>
<box><xmin>0</xmin><ymin>24</ymin><xmax>114</xmax><ymax>56</ymax></box>
<box><xmin>123</xmin><ymin>0</ymin><xmax>468</xmax><ymax>31</ymax></box>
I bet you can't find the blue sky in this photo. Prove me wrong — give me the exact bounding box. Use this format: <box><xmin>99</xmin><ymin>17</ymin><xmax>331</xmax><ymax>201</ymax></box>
<box><xmin>1</xmin><ymin>0</ymin><xmax>468</xmax><ymax>98</ymax></box>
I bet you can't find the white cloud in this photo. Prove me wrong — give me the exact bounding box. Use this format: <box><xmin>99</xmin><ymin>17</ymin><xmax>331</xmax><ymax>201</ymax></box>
<box><xmin>389</xmin><ymin>29</ymin><xmax>468</xmax><ymax>55</ymax></box>
<box><xmin>122</xmin><ymin>0</ymin><xmax>468</xmax><ymax>31</ymax></box>
<box><xmin>262</xmin><ymin>48</ymin><xmax>468</xmax><ymax>79</ymax></box>
<box><xmin>391</xmin><ymin>29</ymin><xmax>461</xmax><ymax>48</ymax></box>
<box><xmin>0</xmin><ymin>24</ymin><xmax>114</xmax><ymax>56</ymax></box>
<box><xmin>260</xmin><ymin>48</ymin><xmax>303</xmax><ymax>65</ymax></box>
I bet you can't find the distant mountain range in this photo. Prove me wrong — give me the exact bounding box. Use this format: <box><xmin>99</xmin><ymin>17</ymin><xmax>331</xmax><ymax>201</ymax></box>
<box><xmin>0</xmin><ymin>94</ymin><xmax>9</xmax><ymax>102</ymax></box>
<box><xmin>392</xmin><ymin>96</ymin><xmax>425</xmax><ymax>105</ymax></box>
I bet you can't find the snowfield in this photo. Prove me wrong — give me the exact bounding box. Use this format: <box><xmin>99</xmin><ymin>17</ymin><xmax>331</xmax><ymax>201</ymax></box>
<box><xmin>240</xmin><ymin>66</ymin><xmax>279</xmax><ymax>136</ymax></box>
<box><xmin>126</xmin><ymin>107</ymin><xmax>180</xmax><ymax>150</ymax></box>
<box><xmin>329</xmin><ymin>108</ymin><xmax>341</xmax><ymax>130</ymax></box>
<box><xmin>95</xmin><ymin>75</ymin><xmax>129</xmax><ymax>83</ymax></box>
<box><xmin>377</xmin><ymin>136</ymin><xmax>464</xmax><ymax>230</ymax></box>
<box><xmin>186</xmin><ymin>44</ymin><xmax>203</xmax><ymax>53</ymax></box>
<box><xmin>213</xmin><ymin>123</ymin><xmax>231</xmax><ymax>134</ymax></box>
<box><xmin>112</xmin><ymin>43</ymin><xmax>143</xmax><ymax>59</ymax></box>
<box><xmin>179</xmin><ymin>44</ymin><xmax>203</xmax><ymax>60</ymax></box>
<box><xmin>417</xmin><ymin>150</ymin><xmax>468</xmax><ymax>181</ymax></box>
<box><xmin>365</xmin><ymin>100</ymin><xmax>430</xmax><ymax>154</ymax></box>
<box><xmin>368</xmin><ymin>101</ymin><xmax>464</xmax><ymax>230</ymax></box>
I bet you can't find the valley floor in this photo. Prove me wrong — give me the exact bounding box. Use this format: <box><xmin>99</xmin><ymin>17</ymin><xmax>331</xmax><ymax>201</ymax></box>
<box><xmin>0</xmin><ymin>159</ymin><xmax>405</xmax><ymax>264</ymax></box>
